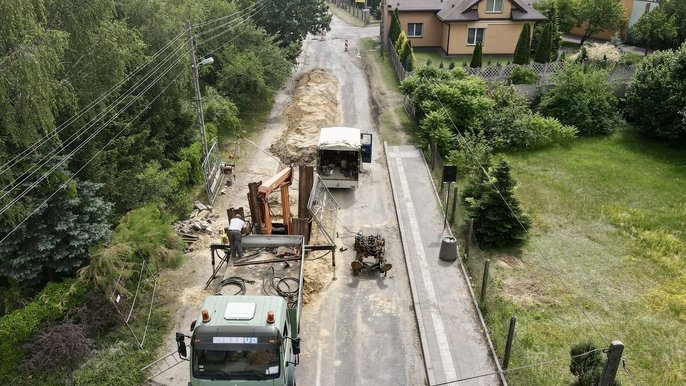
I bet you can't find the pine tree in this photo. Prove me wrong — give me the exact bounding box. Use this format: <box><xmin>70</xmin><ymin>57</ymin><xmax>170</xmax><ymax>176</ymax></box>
<box><xmin>513</xmin><ymin>22</ymin><xmax>532</xmax><ymax>65</ymax></box>
<box><xmin>534</xmin><ymin>23</ymin><xmax>553</xmax><ymax>63</ymax></box>
<box><xmin>470</xmin><ymin>43</ymin><xmax>483</xmax><ymax>68</ymax></box>
<box><xmin>389</xmin><ymin>9</ymin><xmax>401</xmax><ymax>43</ymax></box>
<box><xmin>463</xmin><ymin>160</ymin><xmax>530</xmax><ymax>248</ymax></box>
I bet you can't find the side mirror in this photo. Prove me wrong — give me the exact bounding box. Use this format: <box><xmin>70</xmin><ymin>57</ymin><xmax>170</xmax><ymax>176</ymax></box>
<box><xmin>292</xmin><ymin>338</ymin><xmax>301</xmax><ymax>355</ymax></box>
<box><xmin>190</xmin><ymin>320</ymin><xmax>196</xmax><ymax>332</ymax></box>
<box><xmin>176</xmin><ymin>332</ymin><xmax>188</xmax><ymax>359</ymax></box>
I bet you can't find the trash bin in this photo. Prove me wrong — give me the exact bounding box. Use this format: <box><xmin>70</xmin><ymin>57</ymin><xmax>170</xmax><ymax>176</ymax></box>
<box><xmin>439</xmin><ymin>236</ymin><xmax>457</xmax><ymax>261</ymax></box>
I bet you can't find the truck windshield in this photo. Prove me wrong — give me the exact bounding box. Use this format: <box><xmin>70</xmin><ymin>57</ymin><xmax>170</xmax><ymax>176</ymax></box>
<box><xmin>193</xmin><ymin>345</ymin><xmax>280</xmax><ymax>380</ymax></box>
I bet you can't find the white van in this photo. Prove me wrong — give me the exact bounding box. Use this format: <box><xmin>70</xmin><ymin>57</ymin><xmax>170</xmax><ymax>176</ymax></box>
<box><xmin>317</xmin><ymin>127</ymin><xmax>372</xmax><ymax>189</ymax></box>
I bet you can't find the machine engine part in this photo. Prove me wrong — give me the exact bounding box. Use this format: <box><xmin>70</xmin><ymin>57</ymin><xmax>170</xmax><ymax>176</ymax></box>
<box><xmin>351</xmin><ymin>232</ymin><xmax>392</xmax><ymax>276</ymax></box>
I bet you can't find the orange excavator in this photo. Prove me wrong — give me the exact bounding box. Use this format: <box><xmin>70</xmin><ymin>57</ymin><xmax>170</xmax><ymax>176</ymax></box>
<box><xmin>257</xmin><ymin>167</ymin><xmax>293</xmax><ymax>235</ymax></box>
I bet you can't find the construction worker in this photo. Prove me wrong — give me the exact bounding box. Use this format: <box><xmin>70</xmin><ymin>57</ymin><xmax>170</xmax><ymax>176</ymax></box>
<box><xmin>227</xmin><ymin>214</ymin><xmax>247</xmax><ymax>258</ymax></box>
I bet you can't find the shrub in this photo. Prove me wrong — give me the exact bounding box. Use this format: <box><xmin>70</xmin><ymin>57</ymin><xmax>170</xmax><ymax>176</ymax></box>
<box><xmin>0</xmin><ymin>279</ymin><xmax>86</xmax><ymax>378</ymax></box>
<box><xmin>447</xmin><ymin>132</ymin><xmax>493</xmax><ymax>178</ymax></box>
<box><xmin>538</xmin><ymin>64</ymin><xmax>620</xmax><ymax>136</ymax></box>
<box><xmin>620</xmin><ymin>52</ymin><xmax>643</xmax><ymax>66</ymax></box>
<box><xmin>470</xmin><ymin>43</ymin><xmax>483</xmax><ymax>68</ymax></box>
<box><xmin>508</xmin><ymin>65</ymin><xmax>539</xmax><ymax>85</ymax></box>
<box><xmin>570</xmin><ymin>342</ymin><xmax>604</xmax><ymax>386</ymax></box>
<box><xmin>527</xmin><ymin>114</ymin><xmax>578</xmax><ymax>147</ymax></box>
<box><xmin>568</xmin><ymin>43</ymin><xmax>621</xmax><ymax>66</ymax></box>
<box><xmin>426</xmin><ymin>58</ymin><xmax>433</xmax><ymax>66</ymax></box>
<box><xmin>624</xmin><ymin>46</ymin><xmax>686</xmax><ymax>140</ymax></box>
<box><xmin>20</xmin><ymin>320</ymin><xmax>94</xmax><ymax>373</ymax></box>
<box><xmin>449</xmin><ymin>61</ymin><xmax>455</xmax><ymax>69</ymax></box>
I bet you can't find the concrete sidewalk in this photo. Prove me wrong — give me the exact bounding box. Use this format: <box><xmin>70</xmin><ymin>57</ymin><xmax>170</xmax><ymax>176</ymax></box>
<box><xmin>385</xmin><ymin>144</ymin><xmax>503</xmax><ymax>386</ymax></box>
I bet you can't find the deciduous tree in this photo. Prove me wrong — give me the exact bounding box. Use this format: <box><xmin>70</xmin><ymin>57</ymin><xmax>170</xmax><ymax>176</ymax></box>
<box><xmin>630</xmin><ymin>9</ymin><xmax>678</xmax><ymax>55</ymax></box>
<box><xmin>576</xmin><ymin>0</ymin><xmax>626</xmax><ymax>45</ymax></box>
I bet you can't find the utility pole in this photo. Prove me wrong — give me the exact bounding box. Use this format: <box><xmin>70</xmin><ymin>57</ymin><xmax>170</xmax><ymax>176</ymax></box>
<box><xmin>185</xmin><ymin>20</ymin><xmax>209</xmax><ymax>158</ymax></box>
<box><xmin>598</xmin><ymin>341</ymin><xmax>624</xmax><ymax>386</ymax></box>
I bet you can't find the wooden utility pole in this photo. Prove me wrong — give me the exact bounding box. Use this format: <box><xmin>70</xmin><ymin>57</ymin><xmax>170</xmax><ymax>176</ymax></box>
<box><xmin>480</xmin><ymin>259</ymin><xmax>490</xmax><ymax>304</ymax></box>
<box><xmin>598</xmin><ymin>341</ymin><xmax>624</xmax><ymax>386</ymax></box>
<box><xmin>503</xmin><ymin>316</ymin><xmax>516</xmax><ymax>369</ymax></box>
<box><xmin>185</xmin><ymin>20</ymin><xmax>209</xmax><ymax>158</ymax></box>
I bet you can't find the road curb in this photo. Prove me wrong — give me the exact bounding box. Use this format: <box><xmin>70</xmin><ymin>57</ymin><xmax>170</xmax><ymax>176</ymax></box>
<box><xmin>383</xmin><ymin>141</ymin><xmax>436</xmax><ymax>385</ymax></box>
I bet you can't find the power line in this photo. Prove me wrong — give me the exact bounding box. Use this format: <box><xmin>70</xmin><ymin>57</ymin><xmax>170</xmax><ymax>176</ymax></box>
<box><xmin>0</xmin><ymin>43</ymin><xmax>190</xmax><ymax>217</ymax></box>
<box><xmin>0</xmin><ymin>40</ymin><xmax>190</xmax><ymax>211</ymax></box>
<box><xmin>192</xmin><ymin>0</ymin><xmax>264</xmax><ymax>28</ymax></box>
<box><xmin>432</xmin><ymin>348</ymin><xmax>604</xmax><ymax>385</ymax></box>
<box><xmin>198</xmin><ymin>2</ymin><xmax>267</xmax><ymax>50</ymax></box>
<box><xmin>0</xmin><ymin>32</ymin><xmax>188</xmax><ymax>176</ymax></box>
<box><xmin>420</xmin><ymin>74</ymin><xmax>609</xmax><ymax>345</ymax></box>
<box><xmin>193</xmin><ymin>1</ymin><xmax>262</xmax><ymax>37</ymax></box>
<box><xmin>0</xmin><ymin>70</ymin><xmax>186</xmax><ymax>246</ymax></box>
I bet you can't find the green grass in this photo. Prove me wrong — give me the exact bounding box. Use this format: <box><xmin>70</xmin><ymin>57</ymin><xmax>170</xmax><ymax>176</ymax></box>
<box><xmin>414</xmin><ymin>47</ymin><xmax>513</xmax><ymax>68</ymax></box>
<box><xmin>479</xmin><ymin>129</ymin><xmax>686</xmax><ymax>385</ymax></box>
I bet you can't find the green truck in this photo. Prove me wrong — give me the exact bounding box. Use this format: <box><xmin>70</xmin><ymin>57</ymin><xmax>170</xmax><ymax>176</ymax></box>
<box><xmin>176</xmin><ymin>235</ymin><xmax>304</xmax><ymax>386</ymax></box>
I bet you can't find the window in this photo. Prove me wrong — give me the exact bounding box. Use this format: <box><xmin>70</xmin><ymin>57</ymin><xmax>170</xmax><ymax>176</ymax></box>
<box><xmin>467</xmin><ymin>28</ymin><xmax>485</xmax><ymax>45</ymax></box>
<box><xmin>407</xmin><ymin>23</ymin><xmax>423</xmax><ymax>37</ymax></box>
<box><xmin>486</xmin><ymin>0</ymin><xmax>503</xmax><ymax>13</ymax></box>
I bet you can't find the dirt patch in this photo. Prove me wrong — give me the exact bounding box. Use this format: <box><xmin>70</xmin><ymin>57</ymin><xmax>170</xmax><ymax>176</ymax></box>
<box><xmin>270</xmin><ymin>69</ymin><xmax>341</xmax><ymax>165</ymax></box>
<box><xmin>495</xmin><ymin>254</ymin><xmax>523</xmax><ymax>269</ymax></box>
<box><xmin>302</xmin><ymin>251</ymin><xmax>333</xmax><ymax>304</ymax></box>
<box><xmin>180</xmin><ymin>285</ymin><xmax>214</xmax><ymax>307</ymax></box>
<box><xmin>502</xmin><ymin>275</ymin><xmax>545</xmax><ymax>307</ymax></box>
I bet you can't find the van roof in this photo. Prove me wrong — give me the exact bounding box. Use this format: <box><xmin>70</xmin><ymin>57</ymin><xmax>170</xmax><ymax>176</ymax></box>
<box><xmin>318</xmin><ymin>127</ymin><xmax>361</xmax><ymax>150</ymax></box>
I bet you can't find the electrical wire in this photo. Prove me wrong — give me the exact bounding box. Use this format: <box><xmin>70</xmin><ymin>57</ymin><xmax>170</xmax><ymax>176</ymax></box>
<box><xmin>0</xmin><ymin>40</ymin><xmax>189</xmax><ymax>204</ymax></box>
<box><xmin>431</xmin><ymin>348</ymin><xmax>604</xmax><ymax>385</ymax></box>
<box><xmin>192</xmin><ymin>0</ymin><xmax>264</xmax><ymax>28</ymax></box>
<box><xmin>0</xmin><ymin>32</ymin><xmax>187</xmax><ymax>176</ymax></box>
<box><xmin>419</xmin><ymin>74</ymin><xmax>609</xmax><ymax>345</ymax></box>
<box><xmin>621</xmin><ymin>358</ymin><xmax>640</xmax><ymax>386</ymax></box>
<box><xmin>199</xmin><ymin>3</ymin><xmax>267</xmax><ymax>53</ymax></box>
<box><xmin>262</xmin><ymin>266</ymin><xmax>299</xmax><ymax>308</ymax></box>
<box><xmin>193</xmin><ymin>1</ymin><xmax>262</xmax><ymax>37</ymax></box>
<box><xmin>0</xmin><ymin>69</ymin><xmax>185</xmax><ymax>245</ymax></box>
<box><xmin>0</xmin><ymin>41</ymin><xmax>190</xmax><ymax>216</ymax></box>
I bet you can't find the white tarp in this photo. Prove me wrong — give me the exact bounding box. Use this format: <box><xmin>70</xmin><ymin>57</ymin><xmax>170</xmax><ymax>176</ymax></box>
<box><xmin>318</xmin><ymin>127</ymin><xmax>361</xmax><ymax>151</ymax></box>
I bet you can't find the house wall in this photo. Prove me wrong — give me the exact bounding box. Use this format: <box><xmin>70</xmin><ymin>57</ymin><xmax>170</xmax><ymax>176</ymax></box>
<box><xmin>628</xmin><ymin>0</ymin><xmax>659</xmax><ymax>29</ymax></box>
<box><xmin>448</xmin><ymin>21</ymin><xmax>526</xmax><ymax>55</ymax></box>
<box><xmin>477</xmin><ymin>0</ymin><xmax>513</xmax><ymax>20</ymax></box>
<box><xmin>399</xmin><ymin>11</ymin><xmax>444</xmax><ymax>47</ymax></box>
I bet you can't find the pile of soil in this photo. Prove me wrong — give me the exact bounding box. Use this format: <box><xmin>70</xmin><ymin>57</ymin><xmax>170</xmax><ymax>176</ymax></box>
<box><xmin>302</xmin><ymin>251</ymin><xmax>333</xmax><ymax>304</ymax></box>
<box><xmin>270</xmin><ymin>69</ymin><xmax>340</xmax><ymax>166</ymax></box>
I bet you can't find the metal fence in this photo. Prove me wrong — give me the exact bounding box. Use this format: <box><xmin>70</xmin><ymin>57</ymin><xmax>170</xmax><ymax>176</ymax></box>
<box><xmin>307</xmin><ymin>175</ymin><xmax>339</xmax><ymax>247</ymax></box>
<box><xmin>201</xmin><ymin>139</ymin><xmax>226</xmax><ymax>205</ymax></box>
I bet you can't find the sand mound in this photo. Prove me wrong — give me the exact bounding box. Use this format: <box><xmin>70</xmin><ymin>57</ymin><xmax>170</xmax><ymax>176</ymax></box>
<box><xmin>270</xmin><ymin>69</ymin><xmax>340</xmax><ymax>166</ymax></box>
<box><xmin>302</xmin><ymin>252</ymin><xmax>333</xmax><ymax>304</ymax></box>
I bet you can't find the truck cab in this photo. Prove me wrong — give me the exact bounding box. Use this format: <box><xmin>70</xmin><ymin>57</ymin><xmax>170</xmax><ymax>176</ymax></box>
<box><xmin>317</xmin><ymin>127</ymin><xmax>372</xmax><ymax>189</ymax></box>
<box><xmin>178</xmin><ymin>296</ymin><xmax>300</xmax><ymax>386</ymax></box>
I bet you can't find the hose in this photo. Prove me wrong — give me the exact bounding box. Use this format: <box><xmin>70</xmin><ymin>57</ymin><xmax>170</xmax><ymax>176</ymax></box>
<box><xmin>262</xmin><ymin>266</ymin><xmax>300</xmax><ymax>308</ymax></box>
<box><xmin>215</xmin><ymin>276</ymin><xmax>252</xmax><ymax>295</ymax></box>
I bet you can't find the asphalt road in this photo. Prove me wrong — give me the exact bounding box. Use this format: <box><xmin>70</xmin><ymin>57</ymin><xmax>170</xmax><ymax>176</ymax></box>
<box><xmin>296</xmin><ymin>17</ymin><xmax>426</xmax><ymax>386</ymax></box>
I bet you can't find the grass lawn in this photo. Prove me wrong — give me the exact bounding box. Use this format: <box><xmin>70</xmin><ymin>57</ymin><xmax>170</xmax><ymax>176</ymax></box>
<box><xmin>480</xmin><ymin>129</ymin><xmax>686</xmax><ymax>385</ymax></box>
<box><xmin>414</xmin><ymin>47</ymin><xmax>513</xmax><ymax>67</ymax></box>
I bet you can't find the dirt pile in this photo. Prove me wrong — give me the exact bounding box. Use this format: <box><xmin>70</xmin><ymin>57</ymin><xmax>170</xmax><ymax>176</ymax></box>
<box><xmin>302</xmin><ymin>251</ymin><xmax>333</xmax><ymax>304</ymax></box>
<box><xmin>270</xmin><ymin>69</ymin><xmax>340</xmax><ymax>165</ymax></box>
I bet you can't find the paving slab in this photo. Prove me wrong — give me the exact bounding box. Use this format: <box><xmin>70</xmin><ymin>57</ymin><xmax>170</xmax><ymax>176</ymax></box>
<box><xmin>386</xmin><ymin>144</ymin><xmax>503</xmax><ymax>386</ymax></box>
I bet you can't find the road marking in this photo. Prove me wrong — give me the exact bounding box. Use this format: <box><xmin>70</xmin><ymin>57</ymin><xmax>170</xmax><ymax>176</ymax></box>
<box><xmin>395</xmin><ymin>152</ymin><xmax>457</xmax><ymax>381</ymax></box>
<box><xmin>316</xmin><ymin>346</ymin><xmax>322</xmax><ymax>386</ymax></box>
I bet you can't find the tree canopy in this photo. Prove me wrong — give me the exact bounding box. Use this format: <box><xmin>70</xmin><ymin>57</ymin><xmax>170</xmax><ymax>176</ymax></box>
<box><xmin>576</xmin><ymin>0</ymin><xmax>626</xmax><ymax>45</ymax></box>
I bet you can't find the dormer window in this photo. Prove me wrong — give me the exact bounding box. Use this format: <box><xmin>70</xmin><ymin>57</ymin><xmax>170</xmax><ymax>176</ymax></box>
<box><xmin>486</xmin><ymin>0</ymin><xmax>503</xmax><ymax>13</ymax></box>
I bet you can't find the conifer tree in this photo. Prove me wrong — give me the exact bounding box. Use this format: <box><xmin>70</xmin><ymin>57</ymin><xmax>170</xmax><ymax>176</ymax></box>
<box><xmin>549</xmin><ymin>0</ymin><xmax>562</xmax><ymax>61</ymax></box>
<box><xmin>513</xmin><ymin>22</ymin><xmax>532</xmax><ymax>65</ymax></box>
<box><xmin>389</xmin><ymin>9</ymin><xmax>401</xmax><ymax>43</ymax></box>
<box><xmin>470</xmin><ymin>43</ymin><xmax>483</xmax><ymax>68</ymax></box>
<box><xmin>534</xmin><ymin>23</ymin><xmax>553</xmax><ymax>63</ymax></box>
<box><xmin>463</xmin><ymin>160</ymin><xmax>530</xmax><ymax>248</ymax></box>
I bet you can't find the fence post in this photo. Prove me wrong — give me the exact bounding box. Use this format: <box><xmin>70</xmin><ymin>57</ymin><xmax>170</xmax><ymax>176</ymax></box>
<box><xmin>430</xmin><ymin>140</ymin><xmax>437</xmax><ymax>171</ymax></box>
<box><xmin>480</xmin><ymin>259</ymin><xmax>490</xmax><ymax>304</ymax></box>
<box><xmin>503</xmin><ymin>316</ymin><xmax>517</xmax><ymax>369</ymax></box>
<box><xmin>450</xmin><ymin>186</ymin><xmax>459</xmax><ymax>224</ymax></box>
<box><xmin>465</xmin><ymin>219</ymin><xmax>473</xmax><ymax>259</ymax></box>
<box><xmin>598</xmin><ymin>341</ymin><xmax>624</xmax><ymax>386</ymax></box>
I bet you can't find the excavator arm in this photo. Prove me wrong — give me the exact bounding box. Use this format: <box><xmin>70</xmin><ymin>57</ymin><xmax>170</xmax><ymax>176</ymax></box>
<box><xmin>257</xmin><ymin>167</ymin><xmax>293</xmax><ymax>235</ymax></box>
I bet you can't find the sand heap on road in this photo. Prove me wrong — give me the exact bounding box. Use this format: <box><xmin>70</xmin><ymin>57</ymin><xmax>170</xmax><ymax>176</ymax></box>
<box><xmin>270</xmin><ymin>69</ymin><xmax>340</xmax><ymax>166</ymax></box>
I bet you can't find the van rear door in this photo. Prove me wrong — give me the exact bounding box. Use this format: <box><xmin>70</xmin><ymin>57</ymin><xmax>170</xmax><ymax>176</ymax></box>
<box><xmin>360</xmin><ymin>133</ymin><xmax>372</xmax><ymax>163</ymax></box>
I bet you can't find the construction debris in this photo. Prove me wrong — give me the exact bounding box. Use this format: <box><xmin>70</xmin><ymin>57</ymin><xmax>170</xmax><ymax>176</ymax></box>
<box><xmin>174</xmin><ymin>204</ymin><xmax>222</xmax><ymax>249</ymax></box>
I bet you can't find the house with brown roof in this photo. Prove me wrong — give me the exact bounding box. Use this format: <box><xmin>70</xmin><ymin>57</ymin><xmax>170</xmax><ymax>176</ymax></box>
<box><xmin>381</xmin><ymin>0</ymin><xmax>547</xmax><ymax>55</ymax></box>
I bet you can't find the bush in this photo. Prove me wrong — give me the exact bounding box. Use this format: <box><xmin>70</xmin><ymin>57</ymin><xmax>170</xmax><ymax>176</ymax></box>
<box><xmin>508</xmin><ymin>65</ymin><xmax>539</xmax><ymax>85</ymax></box>
<box><xmin>447</xmin><ymin>132</ymin><xmax>493</xmax><ymax>178</ymax></box>
<box><xmin>570</xmin><ymin>342</ymin><xmax>603</xmax><ymax>386</ymax></box>
<box><xmin>470</xmin><ymin>43</ymin><xmax>483</xmax><ymax>68</ymax></box>
<box><xmin>624</xmin><ymin>46</ymin><xmax>686</xmax><ymax>140</ymax></box>
<box><xmin>20</xmin><ymin>320</ymin><xmax>94</xmax><ymax>373</ymax></box>
<box><xmin>620</xmin><ymin>52</ymin><xmax>643</xmax><ymax>66</ymax></box>
<box><xmin>568</xmin><ymin>43</ymin><xmax>621</xmax><ymax>66</ymax></box>
<box><xmin>538</xmin><ymin>64</ymin><xmax>620</xmax><ymax>136</ymax></box>
<box><xmin>0</xmin><ymin>280</ymin><xmax>85</xmax><ymax>378</ymax></box>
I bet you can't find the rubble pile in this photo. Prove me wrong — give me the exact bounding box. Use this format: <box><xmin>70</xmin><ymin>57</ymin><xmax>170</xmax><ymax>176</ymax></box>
<box><xmin>173</xmin><ymin>201</ymin><xmax>222</xmax><ymax>249</ymax></box>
